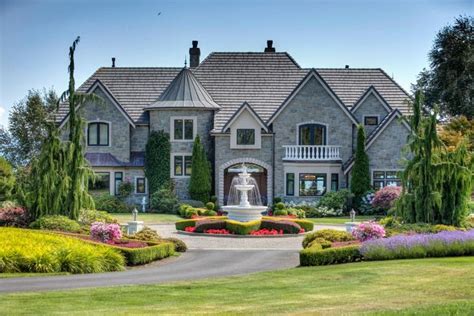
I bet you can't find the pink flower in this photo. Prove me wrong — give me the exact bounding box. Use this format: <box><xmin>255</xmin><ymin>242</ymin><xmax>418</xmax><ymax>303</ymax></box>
<box><xmin>90</xmin><ymin>222</ymin><xmax>122</xmax><ymax>243</ymax></box>
<box><xmin>352</xmin><ymin>221</ymin><xmax>385</xmax><ymax>242</ymax></box>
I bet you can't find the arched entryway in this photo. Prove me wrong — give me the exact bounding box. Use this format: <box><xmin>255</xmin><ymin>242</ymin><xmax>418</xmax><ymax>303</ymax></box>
<box><xmin>224</xmin><ymin>163</ymin><xmax>268</xmax><ymax>205</ymax></box>
<box><xmin>218</xmin><ymin>158</ymin><xmax>273</xmax><ymax>207</ymax></box>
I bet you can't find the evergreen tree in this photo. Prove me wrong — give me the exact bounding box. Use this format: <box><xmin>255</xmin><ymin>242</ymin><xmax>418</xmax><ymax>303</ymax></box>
<box><xmin>350</xmin><ymin>125</ymin><xmax>371</xmax><ymax>202</ymax></box>
<box><xmin>0</xmin><ymin>157</ymin><xmax>15</xmax><ymax>201</ymax></box>
<box><xmin>145</xmin><ymin>130</ymin><xmax>170</xmax><ymax>194</ymax></box>
<box><xmin>398</xmin><ymin>91</ymin><xmax>472</xmax><ymax>226</ymax></box>
<box><xmin>189</xmin><ymin>135</ymin><xmax>211</xmax><ymax>203</ymax></box>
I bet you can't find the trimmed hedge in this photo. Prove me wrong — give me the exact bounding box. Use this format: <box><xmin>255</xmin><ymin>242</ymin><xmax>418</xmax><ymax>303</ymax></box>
<box><xmin>30</xmin><ymin>215</ymin><xmax>81</xmax><ymax>233</ymax></box>
<box><xmin>226</xmin><ymin>220</ymin><xmax>261</xmax><ymax>235</ymax></box>
<box><xmin>300</xmin><ymin>245</ymin><xmax>362</xmax><ymax>266</ymax></box>
<box><xmin>194</xmin><ymin>220</ymin><xmax>227</xmax><ymax>233</ymax></box>
<box><xmin>116</xmin><ymin>242</ymin><xmax>175</xmax><ymax>266</ymax></box>
<box><xmin>175</xmin><ymin>219</ymin><xmax>198</xmax><ymax>231</ymax></box>
<box><xmin>303</xmin><ymin>229</ymin><xmax>354</xmax><ymax>248</ymax></box>
<box><xmin>260</xmin><ymin>220</ymin><xmax>301</xmax><ymax>234</ymax></box>
<box><xmin>292</xmin><ymin>219</ymin><xmax>314</xmax><ymax>232</ymax></box>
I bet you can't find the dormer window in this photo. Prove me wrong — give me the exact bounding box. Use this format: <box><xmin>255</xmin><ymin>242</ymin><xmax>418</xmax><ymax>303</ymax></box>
<box><xmin>364</xmin><ymin>116</ymin><xmax>379</xmax><ymax>126</ymax></box>
<box><xmin>236</xmin><ymin>129</ymin><xmax>255</xmax><ymax>145</ymax></box>
<box><xmin>88</xmin><ymin>122</ymin><xmax>109</xmax><ymax>146</ymax></box>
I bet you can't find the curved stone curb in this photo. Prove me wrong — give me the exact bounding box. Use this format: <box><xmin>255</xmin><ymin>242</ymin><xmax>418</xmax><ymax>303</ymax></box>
<box><xmin>177</xmin><ymin>230</ymin><xmax>306</xmax><ymax>238</ymax></box>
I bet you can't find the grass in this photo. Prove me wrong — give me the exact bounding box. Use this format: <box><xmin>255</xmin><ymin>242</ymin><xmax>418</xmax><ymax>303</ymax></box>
<box><xmin>0</xmin><ymin>273</ymin><xmax>69</xmax><ymax>279</ymax></box>
<box><xmin>1</xmin><ymin>257</ymin><xmax>473</xmax><ymax>315</ymax></box>
<box><xmin>112</xmin><ymin>213</ymin><xmax>182</xmax><ymax>224</ymax></box>
<box><xmin>307</xmin><ymin>215</ymin><xmax>376</xmax><ymax>225</ymax></box>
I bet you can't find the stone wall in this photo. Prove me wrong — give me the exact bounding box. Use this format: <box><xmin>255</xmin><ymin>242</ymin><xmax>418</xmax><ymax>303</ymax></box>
<box><xmin>272</xmin><ymin>76</ymin><xmax>354</xmax><ymax>198</ymax></box>
<box><xmin>130</xmin><ymin>126</ymin><xmax>149</xmax><ymax>152</ymax></box>
<box><xmin>352</xmin><ymin>93</ymin><xmax>390</xmax><ymax>135</ymax></box>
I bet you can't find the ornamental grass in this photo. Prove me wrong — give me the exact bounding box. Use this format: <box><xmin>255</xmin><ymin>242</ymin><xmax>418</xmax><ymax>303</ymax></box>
<box><xmin>0</xmin><ymin>228</ymin><xmax>125</xmax><ymax>274</ymax></box>
<box><xmin>360</xmin><ymin>230</ymin><xmax>474</xmax><ymax>261</ymax></box>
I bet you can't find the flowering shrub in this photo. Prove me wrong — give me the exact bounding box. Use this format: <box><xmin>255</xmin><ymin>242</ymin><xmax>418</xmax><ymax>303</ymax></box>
<box><xmin>306</xmin><ymin>206</ymin><xmax>343</xmax><ymax>218</ymax></box>
<box><xmin>185</xmin><ymin>226</ymin><xmax>196</xmax><ymax>232</ymax></box>
<box><xmin>0</xmin><ymin>206</ymin><xmax>29</xmax><ymax>227</ymax></box>
<box><xmin>90</xmin><ymin>222</ymin><xmax>122</xmax><ymax>243</ymax></box>
<box><xmin>372</xmin><ymin>186</ymin><xmax>402</xmax><ymax>211</ymax></box>
<box><xmin>251</xmin><ymin>228</ymin><xmax>283</xmax><ymax>236</ymax></box>
<box><xmin>360</xmin><ymin>230</ymin><xmax>474</xmax><ymax>260</ymax></box>
<box><xmin>204</xmin><ymin>229</ymin><xmax>231</xmax><ymax>235</ymax></box>
<box><xmin>352</xmin><ymin>222</ymin><xmax>386</xmax><ymax>242</ymax></box>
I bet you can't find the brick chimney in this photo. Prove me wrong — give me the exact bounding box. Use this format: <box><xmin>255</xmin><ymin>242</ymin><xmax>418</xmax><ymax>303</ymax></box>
<box><xmin>264</xmin><ymin>40</ymin><xmax>275</xmax><ymax>53</ymax></box>
<box><xmin>189</xmin><ymin>40</ymin><xmax>200</xmax><ymax>68</ymax></box>
<box><xmin>112</xmin><ymin>57</ymin><xmax>116</xmax><ymax>67</ymax></box>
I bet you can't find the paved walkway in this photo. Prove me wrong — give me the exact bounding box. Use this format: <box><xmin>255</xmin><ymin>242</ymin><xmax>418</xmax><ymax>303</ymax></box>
<box><xmin>0</xmin><ymin>224</ymin><xmax>345</xmax><ymax>293</ymax></box>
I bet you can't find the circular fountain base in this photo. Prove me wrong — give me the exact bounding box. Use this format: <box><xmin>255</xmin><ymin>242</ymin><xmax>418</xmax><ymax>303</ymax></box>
<box><xmin>221</xmin><ymin>205</ymin><xmax>268</xmax><ymax>222</ymax></box>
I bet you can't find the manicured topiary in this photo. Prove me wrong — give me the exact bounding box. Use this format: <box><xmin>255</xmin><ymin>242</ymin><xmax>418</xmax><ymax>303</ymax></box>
<box><xmin>260</xmin><ymin>219</ymin><xmax>302</xmax><ymax>234</ymax></box>
<box><xmin>226</xmin><ymin>220</ymin><xmax>261</xmax><ymax>235</ymax></box>
<box><xmin>273</xmin><ymin>197</ymin><xmax>282</xmax><ymax>204</ymax></box>
<box><xmin>194</xmin><ymin>220</ymin><xmax>227</xmax><ymax>233</ymax></box>
<box><xmin>30</xmin><ymin>215</ymin><xmax>81</xmax><ymax>233</ymax></box>
<box><xmin>189</xmin><ymin>136</ymin><xmax>212</xmax><ymax>204</ymax></box>
<box><xmin>275</xmin><ymin>202</ymin><xmax>285</xmax><ymax>210</ymax></box>
<box><xmin>175</xmin><ymin>219</ymin><xmax>198</xmax><ymax>231</ymax></box>
<box><xmin>161</xmin><ymin>237</ymin><xmax>187</xmax><ymax>252</ymax></box>
<box><xmin>206</xmin><ymin>202</ymin><xmax>215</xmax><ymax>211</ymax></box>
<box><xmin>204</xmin><ymin>210</ymin><xmax>217</xmax><ymax>216</ymax></box>
<box><xmin>300</xmin><ymin>245</ymin><xmax>362</xmax><ymax>266</ymax></box>
<box><xmin>308</xmin><ymin>237</ymin><xmax>332</xmax><ymax>249</ymax></box>
<box><xmin>145</xmin><ymin>130</ymin><xmax>171</xmax><ymax>194</ymax></box>
<box><xmin>273</xmin><ymin>209</ymin><xmax>288</xmax><ymax>216</ymax></box>
<box><xmin>303</xmin><ymin>229</ymin><xmax>354</xmax><ymax>248</ymax></box>
<box><xmin>350</xmin><ymin>125</ymin><xmax>371</xmax><ymax>203</ymax></box>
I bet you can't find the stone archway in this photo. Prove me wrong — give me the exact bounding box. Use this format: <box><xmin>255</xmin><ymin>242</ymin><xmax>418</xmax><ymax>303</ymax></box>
<box><xmin>218</xmin><ymin>158</ymin><xmax>272</xmax><ymax>206</ymax></box>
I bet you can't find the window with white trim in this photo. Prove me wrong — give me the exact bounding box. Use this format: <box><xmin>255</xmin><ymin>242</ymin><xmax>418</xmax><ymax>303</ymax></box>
<box><xmin>135</xmin><ymin>177</ymin><xmax>146</xmax><ymax>194</ymax></box>
<box><xmin>364</xmin><ymin>116</ymin><xmax>379</xmax><ymax>126</ymax></box>
<box><xmin>172</xmin><ymin>118</ymin><xmax>195</xmax><ymax>141</ymax></box>
<box><xmin>173</xmin><ymin>155</ymin><xmax>192</xmax><ymax>177</ymax></box>
<box><xmin>372</xmin><ymin>170</ymin><xmax>401</xmax><ymax>190</ymax></box>
<box><xmin>88</xmin><ymin>122</ymin><xmax>109</xmax><ymax>146</ymax></box>
<box><xmin>236</xmin><ymin>129</ymin><xmax>255</xmax><ymax>145</ymax></box>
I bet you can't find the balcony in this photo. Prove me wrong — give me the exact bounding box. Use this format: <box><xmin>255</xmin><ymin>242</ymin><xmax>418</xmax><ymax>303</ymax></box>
<box><xmin>283</xmin><ymin>145</ymin><xmax>342</xmax><ymax>161</ymax></box>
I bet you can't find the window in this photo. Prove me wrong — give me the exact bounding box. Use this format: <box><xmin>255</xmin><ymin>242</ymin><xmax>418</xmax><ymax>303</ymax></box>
<box><xmin>331</xmin><ymin>173</ymin><xmax>339</xmax><ymax>191</ymax></box>
<box><xmin>173</xmin><ymin>118</ymin><xmax>194</xmax><ymax>141</ymax></box>
<box><xmin>114</xmin><ymin>172</ymin><xmax>123</xmax><ymax>196</ymax></box>
<box><xmin>299</xmin><ymin>124</ymin><xmax>326</xmax><ymax>145</ymax></box>
<box><xmin>136</xmin><ymin>177</ymin><xmax>146</xmax><ymax>194</ymax></box>
<box><xmin>88</xmin><ymin>122</ymin><xmax>109</xmax><ymax>146</ymax></box>
<box><xmin>364</xmin><ymin>116</ymin><xmax>378</xmax><ymax>126</ymax></box>
<box><xmin>286</xmin><ymin>173</ymin><xmax>295</xmax><ymax>196</ymax></box>
<box><xmin>372</xmin><ymin>170</ymin><xmax>401</xmax><ymax>190</ymax></box>
<box><xmin>299</xmin><ymin>173</ymin><xmax>326</xmax><ymax>196</ymax></box>
<box><xmin>89</xmin><ymin>172</ymin><xmax>110</xmax><ymax>195</ymax></box>
<box><xmin>236</xmin><ymin>129</ymin><xmax>255</xmax><ymax>145</ymax></box>
<box><xmin>174</xmin><ymin>155</ymin><xmax>192</xmax><ymax>177</ymax></box>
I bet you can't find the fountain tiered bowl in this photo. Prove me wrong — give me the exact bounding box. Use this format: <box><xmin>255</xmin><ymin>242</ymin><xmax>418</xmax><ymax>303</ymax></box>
<box><xmin>221</xmin><ymin>165</ymin><xmax>267</xmax><ymax>222</ymax></box>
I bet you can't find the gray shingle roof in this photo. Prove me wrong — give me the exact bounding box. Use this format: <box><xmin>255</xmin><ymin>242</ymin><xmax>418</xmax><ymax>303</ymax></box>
<box><xmin>147</xmin><ymin>68</ymin><xmax>220</xmax><ymax>110</ymax></box>
<box><xmin>56</xmin><ymin>52</ymin><xmax>411</xmax><ymax>128</ymax></box>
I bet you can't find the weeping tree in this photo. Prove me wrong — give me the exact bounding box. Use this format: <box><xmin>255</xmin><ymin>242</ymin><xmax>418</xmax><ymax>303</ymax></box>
<box><xmin>145</xmin><ymin>130</ymin><xmax>171</xmax><ymax>194</ymax></box>
<box><xmin>189</xmin><ymin>135</ymin><xmax>211</xmax><ymax>203</ymax></box>
<box><xmin>23</xmin><ymin>37</ymin><xmax>96</xmax><ymax>220</ymax></box>
<box><xmin>350</xmin><ymin>124</ymin><xmax>371</xmax><ymax>204</ymax></box>
<box><xmin>398</xmin><ymin>91</ymin><xmax>472</xmax><ymax>226</ymax></box>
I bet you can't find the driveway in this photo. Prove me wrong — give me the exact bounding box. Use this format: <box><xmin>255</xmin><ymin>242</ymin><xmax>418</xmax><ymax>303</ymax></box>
<box><xmin>0</xmin><ymin>224</ymin><xmax>344</xmax><ymax>293</ymax></box>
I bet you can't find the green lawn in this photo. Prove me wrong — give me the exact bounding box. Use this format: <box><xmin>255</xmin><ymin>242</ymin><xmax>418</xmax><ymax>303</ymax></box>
<box><xmin>2</xmin><ymin>257</ymin><xmax>473</xmax><ymax>315</ymax></box>
<box><xmin>307</xmin><ymin>215</ymin><xmax>377</xmax><ymax>225</ymax></box>
<box><xmin>0</xmin><ymin>272</ymin><xmax>69</xmax><ymax>279</ymax></box>
<box><xmin>112</xmin><ymin>213</ymin><xmax>182</xmax><ymax>224</ymax></box>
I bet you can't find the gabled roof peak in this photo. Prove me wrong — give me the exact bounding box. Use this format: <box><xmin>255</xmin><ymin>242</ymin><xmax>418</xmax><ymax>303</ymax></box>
<box><xmin>146</xmin><ymin>67</ymin><xmax>220</xmax><ymax>110</ymax></box>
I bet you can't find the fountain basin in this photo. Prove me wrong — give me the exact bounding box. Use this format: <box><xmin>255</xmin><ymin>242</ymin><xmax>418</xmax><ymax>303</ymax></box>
<box><xmin>221</xmin><ymin>205</ymin><xmax>268</xmax><ymax>222</ymax></box>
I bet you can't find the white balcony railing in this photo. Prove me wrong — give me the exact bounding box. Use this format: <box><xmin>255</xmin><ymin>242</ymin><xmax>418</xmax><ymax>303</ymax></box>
<box><xmin>283</xmin><ymin>145</ymin><xmax>342</xmax><ymax>161</ymax></box>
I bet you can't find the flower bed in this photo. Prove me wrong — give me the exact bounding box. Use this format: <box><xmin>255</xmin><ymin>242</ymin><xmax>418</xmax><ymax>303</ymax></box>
<box><xmin>176</xmin><ymin>217</ymin><xmax>314</xmax><ymax>236</ymax></box>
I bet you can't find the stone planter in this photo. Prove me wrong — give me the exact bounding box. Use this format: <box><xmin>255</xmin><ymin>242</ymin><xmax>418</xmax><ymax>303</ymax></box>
<box><xmin>127</xmin><ymin>221</ymin><xmax>144</xmax><ymax>235</ymax></box>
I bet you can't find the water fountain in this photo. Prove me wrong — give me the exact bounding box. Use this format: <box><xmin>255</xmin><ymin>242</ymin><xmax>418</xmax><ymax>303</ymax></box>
<box><xmin>221</xmin><ymin>164</ymin><xmax>267</xmax><ymax>222</ymax></box>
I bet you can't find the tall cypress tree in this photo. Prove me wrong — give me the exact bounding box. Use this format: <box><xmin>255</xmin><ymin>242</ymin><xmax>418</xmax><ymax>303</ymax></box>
<box><xmin>350</xmin><ymin>124</ymin><xmax>371</xmax><ymax>202</ymax></box>
<box><xmin>189</xmin><ymin>135</ymin><xmax>211</xmax><ymax>203</ymax></box>
<box><xmin>145</xmin><ymin>130</ymin><xmax>171</xmax><ymax>194</ymax></box>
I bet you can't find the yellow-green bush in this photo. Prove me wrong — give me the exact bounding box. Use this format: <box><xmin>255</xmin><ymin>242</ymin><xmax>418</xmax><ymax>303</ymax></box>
<box><xmin>300</xmin><ymin>245</ymin><xmax>362</xmax><ymax>266</ymax></box>
<box><xmin>0</xmin><ymin>228</ymin><xmax>125</xmax><ymax>274</ymax></box>
<box><xmin>226</xmin><ymin>220</ymin><xmax>261</xmax><ymax>235</ymax></box>
<box><xmin>303</xmin><ymin>229</ymin><xmax>354</xmax><ymax>248</ymax></box>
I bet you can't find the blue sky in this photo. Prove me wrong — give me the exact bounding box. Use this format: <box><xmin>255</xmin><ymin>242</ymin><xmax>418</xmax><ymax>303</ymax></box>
<box><xmin>0</xmin><ymin>0</ymin><xmax>471</xmax><ymax>127</ymax></box>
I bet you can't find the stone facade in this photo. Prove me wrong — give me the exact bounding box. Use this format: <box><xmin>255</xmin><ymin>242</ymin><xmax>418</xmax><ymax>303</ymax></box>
<box><xmin>130</xmin><ymin>126</ymin><xmax>149</xmax><ymax>152</ymax></box>
<box><xmin>352</xmin><ymin>93</ymin><xmax>390</xmax><ymax>135</ymax></box>
<box><xmin>272</xmin><ymin>76</ymin><xmax>355</xmax><ymax>199</ymax></box>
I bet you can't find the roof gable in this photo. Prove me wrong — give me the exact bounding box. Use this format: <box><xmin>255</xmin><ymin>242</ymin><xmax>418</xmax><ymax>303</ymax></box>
<box><xmin>59</xmin><ymin>79</ymin><xmax>135</xmax><ymax>129</ymax></box>
<box><xmin>222</xmin><ymin>102</ymin><xmax>268</xmax><ymax>132</ymax></box>
<box><xmin>351</xmin><ymin>85</ymin><xmax>393</xmax><ymax>114</ymax></box>
<box><xmin>267</xmin><ymin>69</ymin><xmax>359</xmax><ymax>125</ymax></box>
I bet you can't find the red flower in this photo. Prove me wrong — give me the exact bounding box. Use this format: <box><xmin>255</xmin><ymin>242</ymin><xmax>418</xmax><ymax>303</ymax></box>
<box><xmin>185</xmin><ymin>226</ymin><xmax>196</xmax><ymax>232</ymax></box>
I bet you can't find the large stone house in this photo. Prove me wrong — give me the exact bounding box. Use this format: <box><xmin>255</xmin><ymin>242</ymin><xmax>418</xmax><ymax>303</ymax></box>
<box><xmin>57</xmin><ymin>40</ymin><xmax>411</xmax><ymax>206</ymax></box>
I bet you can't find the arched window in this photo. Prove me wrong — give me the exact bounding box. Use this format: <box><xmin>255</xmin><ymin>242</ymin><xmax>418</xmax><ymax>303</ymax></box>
<box><xmin>88</xmin><ymin>122</ymin><xmax>109</xmax><ymax>146</ymax></box>
<box><xmin>298</xmin><ymin>124</ymin><xmax>326</xmax><ymax>145</ymax></box>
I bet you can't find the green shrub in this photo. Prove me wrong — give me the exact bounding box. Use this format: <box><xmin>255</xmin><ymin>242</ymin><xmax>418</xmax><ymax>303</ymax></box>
<box><xmin>175</xmin><ymin>219</ymin><xmax>198</xmax><ymax>231</ymax></box>
<box><xmin>189</xmin><ymin>135</ymin><xmax>212</xmax><ymax>203</ymax></box>
<box><xmin>204</xmin><ymin>210</ymin><xmax>217</xmax><ymax>216</ymax></box>
<box><xmin>379</xmin><ymin>216</ymin><xmax>401</xmax><ymax>228</ymax></box>
<box><xmin>30</xmin><ymin>215</ymin><xmax>81</xmax><ymax>233</ymax></box>
<box><xmin>303</xmin><ymin>229</ymin><xmax>354</xmax><ymax>248</ymax></box>
<box><xmin>206</xmin><ymin>202</ymin><xmax>215</xmax><ymax>211</ymax></box>
<box><xmin>161</xmin><ymin>237</ymin><xmax>187</xmax><ymax>252</ymax></box>
<box><xmin>433</xmin><ymin>224</ymin><xmax>458</xmax><ymax>232</ymax></box>
<box><xmin>180</xmin><ymin>199</ymin><xmax>205</xmax><ymax>208</ymax></box>
<box><xmin>0</xmin><ymin>228</ymin><xmax>125</xmax><ymax>273</ymax></box>
<box><xmin>93</xmin><ymin>194</ymin><xmax>132</xmax><ymax>213</ymax></box>
<box><xmin>318</xmin><ymin>189</ymin><xmax>353</xmax><ymax>212</ymax></box>
<box><xmin>117</xmin><ymin>181</ymin><xmax>134</xmax><ymax>198</ymax></box>
<box><xmin>178</xmin><ymin>204</ymin><xmax>192</xmax><ymax>217</ymax></box>
<box><xmin>273</xmin><ymin>209</ymin><xmax>288</xmax><ymax>216</ymax></box>
<box><xmin>78</xmin><ymin>209</ymin><xmax>116</xmax><ymax>226</ymax></box>
<box><xmin>0</xmin><ymin>157</ymin><xmax>15</xmax><ymax>201</ymax></box>
<box><xmin>128</xmin><ymin>227</ymin><xmax>161</xmax><ymax>241</ymax></box>
<box><xmin>308</xmin><ymin>238</ymin><xmax>332</xmax><ymax>249</ymax></box>
<box><xmin>290</xmin><ymin>219</ymin><xmax>314</xmax><ymax>232</ymax></box>
<box><xmin>286</xmin><ymin>208</ymin><xmax>306</xmax><ymax>218</ymax></box>
<box><xmin>226</xmin><ymin>220</ymin><xmax>261</xmax><ymax>235</ymax></box>
<box><xmin>260</xmin><ymin>219</ymin><xmax>301</xmax><ymax>234</ymax></box>
<box><xmin>184</xmin><ymin>208</ymin><xmax>199</xmax><ymax>219</ymax></box>
<box><xmin>273</xmin><ymin>197</ymin><xmax>282</xmax><ymax>204</ymax></box>
<box><xmin>275</xmin><ymin>202</ymin><xmax>285</xmax><ymax>210</ymax></box>
<box><xmin>150</xmin><ymin>185</ymin><xmax>179</xmax><ymax>213</ymax></box>
<box><xmin>300</xmin><ymin>245</ymin><xmax>362</xmax><ymax>266</ymax></box>
<box><xmin>194</xmin><ymin>220</ymin><xmax>227</xmax><ymax>233</ymax></box>
<box><xmin>116</xmin><ymin>241</ymin><xmax>175</xmax><ymax>265</ymax></box>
